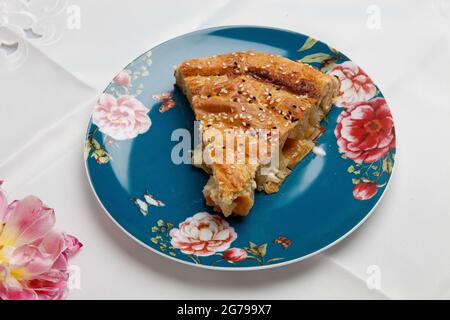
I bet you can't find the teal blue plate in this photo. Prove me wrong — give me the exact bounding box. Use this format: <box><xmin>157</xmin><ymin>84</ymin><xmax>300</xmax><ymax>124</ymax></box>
<box><xmin>85</xmin><ymin>26</ymin><xmax>396</xmax><ymax>270</ymax></box>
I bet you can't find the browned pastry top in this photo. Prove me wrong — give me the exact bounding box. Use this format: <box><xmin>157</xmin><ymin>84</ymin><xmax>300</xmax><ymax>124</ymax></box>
<box><xmin>177</xmin><ymin>51</ymin><xmax>332</xmax><ymax>99</ymax></box>
<box><xmin>175</xmin><ymin>51</ymin><xmax>340</xmax><ymax>216</ymax></box>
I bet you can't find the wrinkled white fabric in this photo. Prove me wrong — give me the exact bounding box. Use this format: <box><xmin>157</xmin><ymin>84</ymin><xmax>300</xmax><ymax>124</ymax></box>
<box><xmin>0</xmin><ymin>0</ymin><xmax>449</xmax><ymax>299</ymax></box>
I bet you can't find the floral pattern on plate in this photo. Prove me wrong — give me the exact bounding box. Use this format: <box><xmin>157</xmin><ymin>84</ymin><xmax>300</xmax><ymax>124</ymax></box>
<box><xmin>86</xmin><ymin>52</ymin><xmax>153</xmax><ymax>165</ymax></box>
<box><xmin>85</xmin><ymin>26</ymin><xmax>397</xmax><ymax>270</ymax></box>
<box><xmin>149</xmin><ymin>212</ymin><xmax>286</xmax><ymax>267</ymax></box>
<box><xmin>92</xmin><ymin>94</ymin><xmax>151</xmax><ymax>141</ymax></box>
<box><xmin>133</xmin><ymin>190</ymin><xmax>165</xmax><ymax>216</ymax></box>
<box><xmin>169</xmin><ymin>212</ymin><xmax>237</xmax><ymax>258</ymax></box>
<box><xmin>153</xmin><ymin>91</ymin><xmax>177</xmax><ymax>113</ymax></box>
<box><xmin>334</xmin><ymin>96</ymin><xmax>396</xmax><ymax>200</ymax></box>
<box><xmin>297</xmin><ymin>36</ymin><xmax>396</xmax><ymax>201</ymax></box>
<box><xmin>328</xmin><ymin>61</ymin><xmax>378</xmax><ymax>108</ymax></box>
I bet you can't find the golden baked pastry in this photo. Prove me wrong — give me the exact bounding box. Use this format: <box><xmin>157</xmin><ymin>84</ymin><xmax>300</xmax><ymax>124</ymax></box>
<box><xmin>175</xmin><ymin>51</ymin><xmax>340</xmax><ymax>217</ymax></box>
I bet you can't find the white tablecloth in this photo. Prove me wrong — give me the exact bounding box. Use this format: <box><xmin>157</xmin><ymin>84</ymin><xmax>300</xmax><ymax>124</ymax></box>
<box><xmin>1</xmin><ymin>0</ymin><xmax>449</xmax><ymax>299</ymax></box>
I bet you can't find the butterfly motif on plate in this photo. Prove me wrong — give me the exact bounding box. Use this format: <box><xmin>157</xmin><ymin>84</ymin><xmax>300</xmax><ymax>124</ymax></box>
<box><xmin>274</xmin><ymin>236</ymin><xmax>293</xmax><ymax>249</ymax></box>
<box><xmin>132</xmin><ymin>191</ymin><xmax>165</xmax><ymax>216</ymax></box>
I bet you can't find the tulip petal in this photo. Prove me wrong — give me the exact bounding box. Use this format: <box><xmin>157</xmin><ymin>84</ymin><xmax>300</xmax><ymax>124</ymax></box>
<box><xmin>50</xmin><ymin>253</ymin><xmax>69</xmax><ymax>273</ymax></box>
<box><xmin>39</xmin><ymin>231</ymin><xmax>82</xmax><ymax>260</ymax></box>
<box><xmin>39</xmin><ymin>231</ymin><xmax>66</xmax><ymax>258</ymax></box>
<box><xmin>0</xmin><ymin>265</ymin><xmax>38</xmax><ymax>300</ymax></box>
<box><xmin>10</xmin><ymin>245</ymin><xmax>55</xmax><ymax>279</ymax></box>
<box><xmin>27</xmin><ymin>275</ymin><xmax>68</xmax><ymax>300</ymax></box>
<box><xmin>0</xmin><ymin>183</ymin><xmax>81</xmax><ymax>300</ymax></box>
<box><xmin>0</xmin><ymin>182</ymin><xmax>7</xmax><ymax>221</ymax></box>
<box><xmin>0</xmin><ymin>196</ymin><xmax>56</xmax><ymax>247</ymax></box>
<box><xmin>0</xmin><ymin>283</ymin><xmax>38</xmax><ymax>300</ymax></box>
<box><xmin>63</xmin><ymin>234</ymin><xmax>83</xmax><ymax>258</ymax></box>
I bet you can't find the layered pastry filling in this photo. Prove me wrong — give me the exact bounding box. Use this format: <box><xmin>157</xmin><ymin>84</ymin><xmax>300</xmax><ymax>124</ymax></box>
<box><xmin>175</xmin><ymin>51</ymin><xmax>340</xmax><ymax>217</ymax></box>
